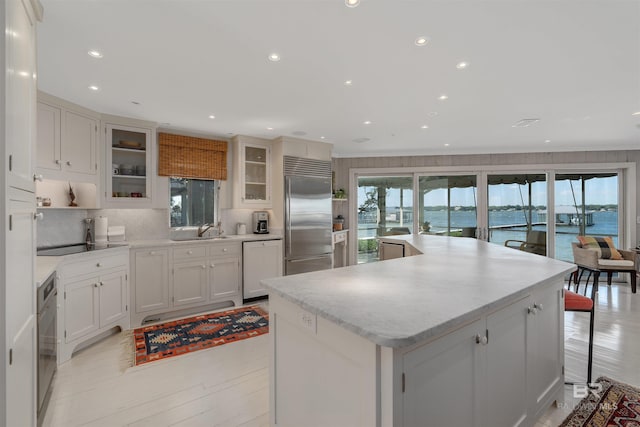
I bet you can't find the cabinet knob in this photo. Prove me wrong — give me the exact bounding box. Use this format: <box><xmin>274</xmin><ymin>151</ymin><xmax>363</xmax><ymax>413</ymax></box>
<box><xmin>100</xmin><ymin>282</ymin><xmax>104</xmax><ymax>287</ymax></box>
<box><xmin>66</xmin><ymin>161</ymin><xmax>72</xmax><ymax>166</ymax></box>
<box><xmin>475</xmin><ymin>334</ymin><xmax>488</xmax><ymax>345</ymax></box>
<box><xmin>187</xmin><ymin>250</ymin><xmax>193</xmax><ymax>255</ymax></box>
<box><xmin>527</xmin><ymin>306</ymin><xmax>537</xmax><ymax>315</ymax></box>
<box><xmin>150</xmin><ymin>251</ymin><xmax>156</xmax><ymax>255</ymax></box>
<box><xmin>201</xmin><ymin>265</ymin><xmax>206</xmax><ymax>269</ymax></box>
<box><xmin>210</xmin><ymin>264</ymin><xmax>215</xmax><ymax>268</ymax></box>
<box><xmin>534</xmin><ymin>303</ymin><xmax>544</xmax><ymax>312</ymax></box>
<box><xmin>34</xmin><ymin>212</ymin><xmax>44</xmax><ymax>220</ymax></box>
<box><xmin>94</xmin><ymin>283</ymin><xmax>99</xmax><ymax>288</ymax></box>
<box><xmin>96</xmin><ymin>262</ymin><xmax>102</xmax><ymax>267</ymax></box>
<box><xmin>33</xmin><ymin>174</ymin><xmax>43</xmax><ymax>182</ymax></box>
<box><xmin>223</xmin><ymin>248</ymin><xmax>228</xmax><ymax>252</ymax></box>
<box><xmin>55</xmin><ymin>159</ymin><xmax>61</xmax><ymax>165</ymax></box>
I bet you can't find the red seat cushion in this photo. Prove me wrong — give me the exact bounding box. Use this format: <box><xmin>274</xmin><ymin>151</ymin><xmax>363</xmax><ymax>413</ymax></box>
<box><xmin>565</xmin><ymin>290</ymin><xmax>594</xmax><ymax>311</ymax></box>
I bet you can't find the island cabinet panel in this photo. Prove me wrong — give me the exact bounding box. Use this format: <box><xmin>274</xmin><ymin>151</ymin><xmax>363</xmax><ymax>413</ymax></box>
<box><xmin>270</xmin><ymin>294</ymin><xmax>378</xmax><ymax>427</ymax></box>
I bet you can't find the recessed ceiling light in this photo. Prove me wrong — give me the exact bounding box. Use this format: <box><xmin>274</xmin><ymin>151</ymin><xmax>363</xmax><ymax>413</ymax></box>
<box><xmin>363</xmin><ymin>120</ymin><xmax>372</xmax><ymax>125</ymax></box>
<box><xmin>18</xmin><ymin>71</ymin><xmax>29</xmax><ymax>77</ymax></box>
<box><xmin>444</xmin><ymin>143</ymin><xmax>450</xmax><ymax>147</ymax></box>
<box><xmin>632</xmin><ymin>111</ymin><xmax>640</xmax><ymax>116</ymax></box>
<box><xmin>345</xmin><ymin>0</ymin><xmax>360</xmax><ymax>8</ymax></box>
<box><xmin>88</xmin><ymin>50</ymin><xmax>103</xmax><ymax>59</ymax></box>
<box><xmin>88</xmin><ymin>85</ymin><xmax>99</xmax><ymax>91</ymax></box>
<box><xmin>344</xmin><ymin>80</ymin><xmax>353</xmax><ymax>86</ymax></box>
<box><xmin>320</xmin><ymin>136</ymin><xmax>326</xmax><ymax>139</ymax></box>
<box><xmin>421</xmin><ymin>125</ymin><xmax>429</xmax><ymax>129</ymax></box>
<box><xmin>266</xmin><ymin>127</ymin><xmax>274</xmax><ymax>131</ymax></box>
<box><xmin>268</xmin><ymin>53</ymin><xmax>280</xmax><ymax>62</ymax></box>
<box><xmin>438</xmin><ymin>94</ymin><xmax>448</xmax><ymax>101</ymax></box>
<box><xmin>208</xmin><ymin>115</ymin><xmax>215</xmax><ymax>119</ymax></box>
<box><xmin>545</xmin><ymin>139</ymin><xmax>551</xmax><ymax>143</ymax></box>
<box><xmin>415</xmin><ymin>36</ymin><xmax>429</xmax><ymax>46</ymax></box>
<box><xmin>456</xmin><ymin>61</ymin><xmax>469</xmax><ymax>69</ymax></box>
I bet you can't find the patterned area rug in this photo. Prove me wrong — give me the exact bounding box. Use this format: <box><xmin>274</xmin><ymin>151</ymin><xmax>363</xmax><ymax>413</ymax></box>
<box><xmin>560</xmin><ymin>376</ymin><xmax>640</xmax><ymax>426</ymax></box>
<box><xmin>133</xmin><ymin>305</ymin><xmax>268</xmax><ymax>366</ymax></box>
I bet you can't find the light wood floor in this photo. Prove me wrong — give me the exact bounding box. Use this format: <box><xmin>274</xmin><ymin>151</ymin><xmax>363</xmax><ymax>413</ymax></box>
<box><xmin>43</xmin><ymin>283</ymin><xmax>640</xmax><ymax>427</ymax></box>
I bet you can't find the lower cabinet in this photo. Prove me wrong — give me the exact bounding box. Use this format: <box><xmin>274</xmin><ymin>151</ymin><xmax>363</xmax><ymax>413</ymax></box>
<box><xmin>130</xmin><ymin>241</ymin><xmax>244</xmax><ymax>327</ymax></box>
<box><xmin>401</xmin><ymin>282</ymin><xmax>563</xmax><ymax>426</ymax></box>
<box><xmin>58</xmin><ymin>248</ymin><xmax>130</xmax><ymax>364</ymax></box>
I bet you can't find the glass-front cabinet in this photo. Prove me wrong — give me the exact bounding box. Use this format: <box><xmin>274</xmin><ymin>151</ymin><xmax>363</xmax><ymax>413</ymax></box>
<box><xmin>234</xmin><ymin>139</ymin><xmax>272</xmax><ymax>208</ymax></box>
<box><xmin>104</xmin><ymin>123</ymin><xmax>153</xmax><ymax>207</ymax></box>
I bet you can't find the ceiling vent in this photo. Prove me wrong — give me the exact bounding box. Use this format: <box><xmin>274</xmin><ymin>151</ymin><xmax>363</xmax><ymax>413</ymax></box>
<box><xmin>512</xmin><ymin>118</ymin><xmax>541</xmax><ymax>128</ymax></box>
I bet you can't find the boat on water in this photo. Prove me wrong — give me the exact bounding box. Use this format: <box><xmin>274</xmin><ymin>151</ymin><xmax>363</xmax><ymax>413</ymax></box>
<box><xmin>537</xmin><ymin>205</ymin><xmax>595</xmax><ymax>226</ymax></box>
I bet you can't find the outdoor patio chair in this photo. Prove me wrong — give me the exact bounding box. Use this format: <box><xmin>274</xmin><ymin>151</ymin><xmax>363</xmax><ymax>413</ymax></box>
<box><xmin>571</xmin><ymin>239</ymin><xmax>637</xmax><ymax>294</ymax></box>
<box><xmin>504</xmin><ymin>230</ymin><xmax>546</xmax><ymax>256</ymax></box>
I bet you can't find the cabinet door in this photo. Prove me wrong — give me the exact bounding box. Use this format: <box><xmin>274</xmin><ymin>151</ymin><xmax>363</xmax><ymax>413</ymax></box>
<box><xmin>104</xmin><ymin>123</ymin><xmax>153</xmax><ymax>207</ymax></box>
<box><xmin>528</xmin><ymin>285</ymin><xmax>563</xmax><ymax>414</ymax></box>
<box><xmin>63</xmin><ymin>110</ymin><xmax>97</xmax><ymax>175</ymax></box>
<box><xmin>64</xmin><ymin>277</ymin><xmax>100</xmax><ymax>342</ymax></box>
<box><xmin>36</xmin><ymin>102</ymin><xmax>62</xmax><ymax>171</ymax></box>
<box><xmin>485</xmin><ymin>296</ymin><xmax>530</xmax><ymax>427</ymax></box>
<box><xmin>6</xmin><ymin>0</ymin><xmax>37</xmax><ymax>193</ymax></box>
<box><xmin>210</xmin><ymin>257</ymin><xmax>240</xmax><ymax>300</ymax></box>
<box><xmin>173</xmin><ymin>261</ymin><xmax>208</xmax><ymax>307</ymax></box>
<box><xmin>6</xmin><ymin>318</ymin><xmax>36</xmax><ymax>427</ymax></box>
<box><xmin>402</xmin><ymin>319</ymin><xmax>485</xmax><ymax>427</ymax></box>
<box><xmin>243</xmin><ymin>240</ymin><xmax>283</xmax><ymax>298</ymax></box>
<box><xmin>235</xmin><ymin>141</ymin><xmax>272</xmax><ymax>208</ymax></box>
<box><xmin>133</xmin><ymin>249</ymin><xmax>170</xmax><ymax>313</ymax></box>
<box><xmin>99</xmin><ymin>271</ymin><xmax>127</xmax><ymax>326</ymax></box>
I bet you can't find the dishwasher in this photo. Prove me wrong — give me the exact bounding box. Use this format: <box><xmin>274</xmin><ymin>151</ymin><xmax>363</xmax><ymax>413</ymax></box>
<box><xmin>37</xmin><ymin>272</ymin><xmax>57</xmax><ymax>425</ymax></box>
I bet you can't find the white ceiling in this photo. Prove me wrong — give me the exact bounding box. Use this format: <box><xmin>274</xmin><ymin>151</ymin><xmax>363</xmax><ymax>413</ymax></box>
<box><xmin>36</xmin><ymin>0</ymin><xmax>640</xmax><ymax>158</ymax></box>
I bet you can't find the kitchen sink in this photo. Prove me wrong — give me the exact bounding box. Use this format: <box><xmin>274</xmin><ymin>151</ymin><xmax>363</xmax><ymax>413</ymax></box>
<box><xmin>170</xmin><ymin>235</ymin><xmax>228</xmax><ymax>241</ymax></box>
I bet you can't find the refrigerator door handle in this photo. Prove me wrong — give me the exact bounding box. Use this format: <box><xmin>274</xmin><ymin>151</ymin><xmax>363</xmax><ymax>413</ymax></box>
<box><xmin>285</xmin><ymin>177</ymin><xmax>292</xmax><ymax>257</ymax></box>
<box><xmin>288</xmin><ymin>255</ymin><xmax>332</xmax><ymax>263</ymax></box>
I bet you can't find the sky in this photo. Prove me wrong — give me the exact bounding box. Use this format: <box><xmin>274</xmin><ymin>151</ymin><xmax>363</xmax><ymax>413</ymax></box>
<box><xmin>358</xmin><ymin>176</ymin><xmax>618</xmax><ymax>208</ymax></box>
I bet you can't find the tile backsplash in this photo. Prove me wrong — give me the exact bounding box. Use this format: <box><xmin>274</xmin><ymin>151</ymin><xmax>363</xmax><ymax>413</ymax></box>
<box><xmin>37</xmin><ymin>209</ymin><xmax>90</xmax><ymax>247</ymax></box>
<box><xmin>90</xmin><ymin>209</ymin><xmax>170</xmax><ymax>241</ymax></box>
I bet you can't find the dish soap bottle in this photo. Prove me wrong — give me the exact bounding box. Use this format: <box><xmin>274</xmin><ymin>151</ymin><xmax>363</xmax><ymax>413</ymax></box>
<box><xmin>84</xmin><ymin>218</ymin><xmax>93</xmax><ymax>244</ymax></box>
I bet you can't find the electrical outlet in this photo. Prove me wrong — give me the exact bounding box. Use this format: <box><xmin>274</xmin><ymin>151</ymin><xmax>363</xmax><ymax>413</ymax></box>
<box><xmin>298</xmin><ymin>310</ymin><xmax>317</xmax><ymax>333</ymax></box>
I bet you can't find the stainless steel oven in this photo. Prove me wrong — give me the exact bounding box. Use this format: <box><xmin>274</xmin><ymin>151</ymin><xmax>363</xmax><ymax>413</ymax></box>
<box><xmin>37</xmin><ymin>272</ymin><xmax>57</xmax><ymax>425</ymax></box>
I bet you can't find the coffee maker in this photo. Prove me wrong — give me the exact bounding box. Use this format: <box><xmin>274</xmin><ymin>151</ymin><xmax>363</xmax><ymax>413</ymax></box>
<box><xmin>252</xmin><ymin>211</ymin><xmax>269</xmax><ymax>234</ymax></box>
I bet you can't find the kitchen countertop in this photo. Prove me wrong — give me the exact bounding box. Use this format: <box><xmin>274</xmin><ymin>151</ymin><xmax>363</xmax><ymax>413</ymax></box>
<box><xmin>36</xmin><ymin>256</ymin><xmax>62</xmax><ymax>286</ymax></box>
<box><xmin>262</xmin><ymin>234</ymin><xmax>575</xmax><ymax>348</ymax></box>
<box><xmin>128</xmin><ymin>233</ymin><xmax>283</xmax><ymax>249</ymax></box>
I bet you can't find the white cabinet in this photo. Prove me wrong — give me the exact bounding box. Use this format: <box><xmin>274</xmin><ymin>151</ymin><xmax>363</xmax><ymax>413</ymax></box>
<box><xmin>243</xmin><ymin>239</ymin><xmax>283</xmax><ymax>299</ymax></box>
<box><xmin>232</xmin><ymin>136</ymin><xmax>272</xmax><ymax>208</ymax></box>
<box><xmin>103</xmin><ymin>120</ymin><xmax>155</xmax><ymax>208</ymax></box>
<box><xmin>58</xmin><ymin>248</ymin><xmax>129</xmax><ymax>363</ymax></box>
<box><xmin>36</xmin><ymin>93</ymin><xmax>99</xmax><ymax>180</ymax></box>
<box><xmin>130</xmin><ymin>241</ymin><xmax>242</xmax><ymax>327</ymax></box>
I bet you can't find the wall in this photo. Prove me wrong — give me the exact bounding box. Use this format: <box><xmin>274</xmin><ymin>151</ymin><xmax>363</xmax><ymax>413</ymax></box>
<box><xmin>332</xmin><ymin>149</ymin><xmax>640</xmax><ymax>250</ymax></box>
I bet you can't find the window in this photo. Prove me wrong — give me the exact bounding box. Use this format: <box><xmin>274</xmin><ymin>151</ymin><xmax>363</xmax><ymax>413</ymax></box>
<box><xmin>170</xmin><ymin>178</ymin><xmax>218</xmax><ymax>227</ymax></box>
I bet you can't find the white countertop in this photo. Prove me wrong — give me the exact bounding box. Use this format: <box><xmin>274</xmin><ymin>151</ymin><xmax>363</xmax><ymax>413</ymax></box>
<box><xmin>128</xmin><ymin>233</ymin><xmax>283</xmax><ymax>249</ymax></box>
<box><xmin>262</xmin><ymin>234</ymin><xmax>575</xmax><ymax>348</ymax></box>
<box><xmin>36</xmin><ymin>256</ymin><xmax>62</xmax><ymax>286</ymax></box>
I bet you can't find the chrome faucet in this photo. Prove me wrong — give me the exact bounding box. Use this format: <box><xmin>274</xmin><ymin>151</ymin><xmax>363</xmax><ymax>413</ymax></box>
<box><xmin>197</xmin><ymin>223</ymin><xmax>214</xmax><ymax>237</ymax></box>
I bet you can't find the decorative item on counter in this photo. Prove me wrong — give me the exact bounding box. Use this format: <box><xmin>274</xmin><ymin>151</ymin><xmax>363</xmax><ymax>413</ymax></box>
<box><xmin>237</xmin><ymin>223</ymin><xmax>247</xmax><ymax>235</ymax></box>
<box><xmin>333</xmin><ymin>214</ymin><xmax>345</xmax><ymax>231</ymax></box>
<box><xmin>95</xmin><ymin>216</ymin><xmax>108</xmax><ymax>243</ymax></box>
<box><xmin>42</xmin><ymin>197</ymin><xmax>51</xmax><ymax>207</ymax></box>
<box><xmin>84</xmin><ymin>218</ymin><xmax>93</xmax><ymax>244</ymax></box>
<box><xmin>107</xmin><ymin>226</ymin><xmax>126</xmax><ymax>242</ymax></box>
<box><xmin>333</xmin><ymin>188</ymin><xmax>346</xmax><ymax>199</ymax></box>
<box><xmin>68</xmin><ymin>182</ymin><xmax>78</xmax><ymax>207</ymax></box>
<box><xmin>36</xmin><ymin>197</ymin><xmax>43</xmax><ymax>207</ymax></box>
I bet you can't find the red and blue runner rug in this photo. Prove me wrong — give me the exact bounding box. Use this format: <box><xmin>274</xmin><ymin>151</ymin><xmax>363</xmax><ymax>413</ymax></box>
<box><xmin>133</xmin><ymin>305</ymin><xmax>268</xmax><ymax>366</ymax></box>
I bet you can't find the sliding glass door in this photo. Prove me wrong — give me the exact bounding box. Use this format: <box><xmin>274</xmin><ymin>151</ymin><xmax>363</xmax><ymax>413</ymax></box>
<box><xmin>553</xmin><ymin>173</ymin><xmax>619</xmax><ymax>262</ymax></box>
<box><xmin>356</xmin><ymin>176</ymin><xmax>414</xmax><ymax>263</ymax></box>
<box><xmin>485</xmin><ymin>174</ymin><xmax>548</xmax><ymax>255</ymax></box>
<box><xmin>418</xmin><ymin>175</ymin><xmax>478</xmax><ymax>237</ymax></box>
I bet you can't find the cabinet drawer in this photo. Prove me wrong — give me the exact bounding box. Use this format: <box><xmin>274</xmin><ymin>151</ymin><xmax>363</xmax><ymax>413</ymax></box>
<box><xmin>209</xmin><ymin>242</ymin><xmax>241</xmax><ymax>257</ymax></box>
<box><xmin>60</xmin><ymin>252</ymin><xmax>128</xmax><ymax>279</ymax></box>
<box><xmin>333</xmin><ymin>232</ymin><xmax>346</xmax><ymax>244</ymax></box>
<box><xmin>173</xmin><ymin>245</ymin><xmax>207</xmax><ymax>260</ymax></box>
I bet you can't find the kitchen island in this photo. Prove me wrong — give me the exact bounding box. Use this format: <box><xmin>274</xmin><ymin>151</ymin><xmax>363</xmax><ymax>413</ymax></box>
<box><xmin>262</xmin><ymin>235</ymin><xmax>576</xmax><ymax>427</ymax></box>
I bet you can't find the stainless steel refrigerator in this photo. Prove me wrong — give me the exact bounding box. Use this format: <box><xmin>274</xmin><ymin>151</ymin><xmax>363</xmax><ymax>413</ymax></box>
<box><xmin>284</xmin><ymin>156</ymin><xmax>333</xmax><ymax>275</ymax></box>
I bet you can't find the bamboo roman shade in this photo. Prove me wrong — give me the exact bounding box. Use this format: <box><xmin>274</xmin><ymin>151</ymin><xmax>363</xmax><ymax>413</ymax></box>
<box><xmin>158</xmin><ymin>132</ymin><xmax>228</xmax><ymax>180</ymax></box>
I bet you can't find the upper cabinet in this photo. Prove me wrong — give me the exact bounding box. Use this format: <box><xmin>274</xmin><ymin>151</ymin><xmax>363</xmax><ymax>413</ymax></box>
<box><xmin>102</xmin><ymin>116</ymin><xmax>158</xmax><ymax>208</ymax></box>
<box><xmin>232</xmin><ymin>135</ymin><xmax>272</xmax><ymax>208</ymax></box>
<box><xmin>36</xmin><ymin>92</ymin><xmax>99</xmax><ymax>182</ymax></box>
